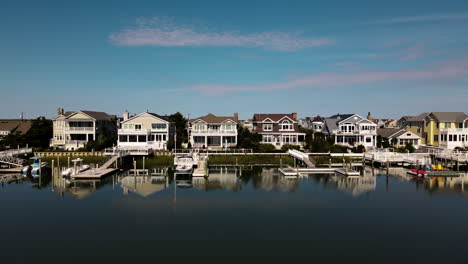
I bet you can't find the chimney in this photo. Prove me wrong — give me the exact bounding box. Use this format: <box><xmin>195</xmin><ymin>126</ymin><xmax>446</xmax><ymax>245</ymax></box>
<box><xmin>367</xmin><ymin>112</ymin><xmax>373</xmax><ymax>121</ymax></box>
<box><xmin>292</xmin><ymin>112</ymin><xmax>298</xmax><ymax>120</ymax></box>
<box><xmin>57</xmin><ymin>107</ymin><xmax>64</xmax><ymax>116</ymax></box>
<box><xmin>234</xmin><ymin>113</ymin><xmax>239</xmax><ymax>122</ymax></box>
<box><xmin>123</xmin><ymin>110</ymin><xmax>130</xmax><ymax>121</ymax></box>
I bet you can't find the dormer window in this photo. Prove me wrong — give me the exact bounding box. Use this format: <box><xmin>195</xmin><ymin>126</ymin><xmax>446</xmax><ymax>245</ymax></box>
<box><xmin>280</xmin><ymin>120</ymin><xmax>293</xmax><ymax>131</ymax></box>
<box><xmin>263</xmin><ymin>124</ymin><xmax>273</xmax><ymax>131</ymax></box>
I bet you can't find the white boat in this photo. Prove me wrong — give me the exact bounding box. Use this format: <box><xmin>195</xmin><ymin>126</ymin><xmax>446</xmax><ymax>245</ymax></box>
<box><xmin>175</xmin><ymin>164</ymin><xmax>193</xmax><ymax>173</ymax></box>
<box><xmin>62</xmin><ymin>158</ymin><xmax>90</xmax><ymax>178</ymax></box>
<box><xmin>22</xmin><ymin>156</ymin><xmax>48</xmax><ymax>178</ymax></box>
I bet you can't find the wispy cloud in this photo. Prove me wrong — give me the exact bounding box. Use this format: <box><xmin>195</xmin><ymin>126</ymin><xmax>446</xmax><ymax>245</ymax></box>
<box><xmin>109</xmin><ymin>17</ymin><xmax>333</xmax><ymax>51</ymax></box>
<box><xmin>369</xmin><ymin>13</ymin><xmax>468</xmax><ymax>25</ymax></box>
<box><xmin>186</xmin><ymin>56</ymin><xmax>468</xmax><ymax>96</ymax></box>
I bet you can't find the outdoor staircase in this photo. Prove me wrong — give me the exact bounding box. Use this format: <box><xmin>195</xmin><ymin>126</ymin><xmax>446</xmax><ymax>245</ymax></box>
<box><xmin>288</xmin><ymin>149</ymin><xmax>315</xmax><ymax>168</ymax></box>
<box><xmin>100</xmin><ymin>156</ymin><xmax>119</xmax><ymax>170</ymax></box>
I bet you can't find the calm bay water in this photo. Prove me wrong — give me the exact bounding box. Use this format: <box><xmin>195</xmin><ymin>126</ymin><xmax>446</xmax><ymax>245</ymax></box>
<box><xmin>1</xmin><ymin>166</ymin><xmax>468</xmax><ymax>261</ymax></box>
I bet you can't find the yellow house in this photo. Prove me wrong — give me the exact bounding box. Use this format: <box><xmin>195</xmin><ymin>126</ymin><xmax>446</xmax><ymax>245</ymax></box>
<box><xmin>425</xmin><ymin>112</ymin><xmax>468</xmax><ymax>149</ymax></box>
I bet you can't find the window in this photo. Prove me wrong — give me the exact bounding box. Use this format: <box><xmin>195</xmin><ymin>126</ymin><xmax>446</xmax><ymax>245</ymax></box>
<box><xmin>280</xmin><ymin>121</ymin><xmax>293</xmax><ymax>131</ymax></box>
<box><xmin>152</xmin><ymin>123</ymin><xmax>167</xmax><ymax>130</ymax></box>
<box><xmin>148</xmin><ymin>135</ymin><xmax>154</xmax><ymax>141</ymax></box>
<box><xmin>224</xmin><ymin>136</ymin><xmax>236</xmax><ymax>144</ymax></box>
<box><xmin>138</xmin><ymin>135</ymin><xmax>146</xmax><ymax>142</ymax></box>
<box><xmin>135</xmin><ymin>124</ymin><xmax>142</xmax><ymax>130</ymax></box>
<box><xmin>366</xmin><ymin>137</ymin><xmax>372</xmax><ymax>143</ymax></box>
<box><xmin>434</xmin><ymin>135</ymin><xmax>439</xmax><ymax>142</ymax></box>
<box><xmin>129</xmin><ymin>135</ymin><xmax>137</xmax><ymax>142</ymax></box>
<box><xmin>444</xmin><ymin>122</ymin><xmax>451</xmax><ymax>128</ymax></box>
<box><xmin>263</xmin><ymin>135</ymin><xmax>272</xmax><ymax>143</ymax></box>
<box><xmin>163</xmin><ymin>135</ymin><xmax>166</xmax><ymax>141</ymax></box>
<box><xmin>263</xmin><ymin>124</ymin><xmax>273</xmax><ymax>131</ymax></box>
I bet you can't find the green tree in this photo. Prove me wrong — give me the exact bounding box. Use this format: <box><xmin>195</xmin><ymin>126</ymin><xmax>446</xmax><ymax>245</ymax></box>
<box><xmin>168</xmin><ymin>112</ymin><xmax>188</xmax><ymax>148</ymax></box>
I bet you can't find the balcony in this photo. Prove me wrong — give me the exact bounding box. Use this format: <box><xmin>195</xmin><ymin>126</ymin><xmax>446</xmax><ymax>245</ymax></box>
<box><xmin>64</xmin><ymin>140</ymin><xmax>88</xmax><ymax>147</ymax></box>
<box><xmin>118</xmin><ymin>129</ymin><xmax>151</xmax><ymax>134</ymax></box>
<box><xmin>191</xmin><ymin>130</ymin><xmax>237</xmax><ymax>135</ymax></box>
<box><xmin>66</xmin><ymin>127</ymin><xmax>94</xmax><ymax>131</ymax></box>
<box><xmin>440</xmin><ymin>128</ymin><xmax>468</xmax><ymax>133</ymax></box>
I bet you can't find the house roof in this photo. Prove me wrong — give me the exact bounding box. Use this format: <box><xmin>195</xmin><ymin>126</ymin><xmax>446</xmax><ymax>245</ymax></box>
<box><xmin>392</xmin><ymin>130</ymin><xmax>419</xmax><ymax>138</ymax></box>
<box><xmin>430</xmin><ymin>112</ymin><xmax>468</xmax><ymax>122</ymax></box>
<box><xmin>401</xmin><ymin>113</ymin><xmax>429</xmax><ymax>122</ymax></box>
<box><xmin>0</xmin><ymin>120</ymin><xmax>32</xmax><ymax>135</ymax></box>
<box><xmin>190</xmin><ymin>113</ymin><xmax>238</xmax><ymax>124</ymax></box>
<box><xmin>377</xmin><ymin>128</ymin><xmax>402</xmax><ymax>138</ymax></box>
<box><xmin>121</xmin><ymin>112</ymin><xmax>171</xmax><ymax>124</ymax></box>
<box><xmin>328</xmin><ymin>114</ymin><xmax>354</xmax><ymax>120</ymax></box>
<box><xmin>311</xmin><ymin>115</ymin><xmax>324</xmax><ymax>123</ymax></box>
<box><xmin>63</xmin><ymin>110</ymin><xmax>115</xmax><ymax>121</ymax></box>
<box><xmin>323</xmin><ymin>118</ymin><xmax>339</xmax><ymax>134</ymax></box>
<box><xmin>253</xmin><ymin>113</ymin><xmax>297</xmax><ymax>122</ymax></box>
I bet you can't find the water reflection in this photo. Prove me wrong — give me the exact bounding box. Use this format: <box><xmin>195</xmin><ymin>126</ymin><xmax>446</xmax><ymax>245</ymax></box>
<box><xmin>2</xmin><ymin>165</ymin><xmax>468</xmax><ymax>199</ymax></box>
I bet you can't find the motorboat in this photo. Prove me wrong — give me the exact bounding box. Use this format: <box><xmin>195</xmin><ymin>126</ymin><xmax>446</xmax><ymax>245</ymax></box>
<box><xmin>62</xmin><ymin>158</ymin><xmax>90</xmax><ymax>178</ymax></box>
<box><xmin>175</xmin><ymin>164</ymin><xmax>193</xmax><ymax>173</ymax></box>
<box><xmin>22</xmin><ymin>156</ymin><xmax>47</xmax><ymax>177</ymax></box>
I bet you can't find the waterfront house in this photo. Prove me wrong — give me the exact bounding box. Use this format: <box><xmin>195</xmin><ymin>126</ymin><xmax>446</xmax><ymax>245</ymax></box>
<box><xmin>118</xmin><ymin>111</ymin><xmax>174</xmax><ymax>153</ymax></box>
<box><xmin>50</xmin><ymin>108</ymin><xmax>117</xmax><ymax>150</ymax></box>
<box><xmin>397</xmin><ymin>113</ymin><xmax>428</xmax><ymax>144</ymax></box>
<box><xmin>188</xmin><ymin>113</ymin><xmax>238</xmax><ymax>149</ymax></box>
<box><xmin>251</xmin><ymin>113</ymin><xmax>305</xmax><ymax>149</ymax></box>
<box><xmin>427</xmin><ymin>112</ymin><xmax>468</xmax><ymax>149</ymax></box>
<box><xmin>323</xmin><ymin>113</ymin><xmax>377</xmax><ymax>149</ymax></box>
<box><xmin>299</xmin><ymin>115</ymin><xmax>325</xmax><ymax>132</ymax></box>
<box><xmin>377</xmin><ymin>128</ymin><xmax>421</xmax><ymax>148</ymax></box>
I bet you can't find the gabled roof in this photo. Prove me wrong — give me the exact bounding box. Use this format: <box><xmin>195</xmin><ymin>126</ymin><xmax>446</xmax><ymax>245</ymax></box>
<box><xmin>328</xmin><ymin>114</ymin><xmax>354</xmax><ymax>120</ymax></box>
<box><xmin>392</xmin><ymin>130</ymin><xmax>419</xmax><ymax>139</ymax></box>
<box><xmin>190</xmin><ymin>113</ymin><xmax>238</xmax><ymax>124</ymax></box>
<box><xmin>0</xmin><ymin>120</ymin><xmax>32</xmax><ymax>135</ymax></box>
<box><xmin>253</xmin><ymin>113</ymin><xmax>297</xmax><ymax>122</ymax></box>
<box><xmin>62</xmin><ymin>110</ymin><xmax>115</xmax><ymax>121</ymax></box>
<box><xmin>311</xmin><ymin>115</ymin><xmax>324</xmax><ymax>123</ymax></box>
<box><xmin>429</xmin><ymin>112</ymin><xmax>468</xmax><ymax>123</ymax></box>
<box><xmin>401</xmin><ymin>113</ymin><xmax>429</xmax><ymax>122</ymax></box>
<box><xmin>377</xmin><ymin>128</ymin><xmax>402</xmax><ymax>138</ymax></box>
<box><xmin>122</xmin><ymin>112</ymin><xmax>171</xmax><ymax>124</ymax></box>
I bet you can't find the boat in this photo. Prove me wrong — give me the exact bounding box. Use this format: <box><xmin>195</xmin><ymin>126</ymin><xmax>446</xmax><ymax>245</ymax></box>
<box><xmin>407</xmin><ymin>165</ymin><xmax>460</xmax><ymax>178</ymax></box>
<box><xmin>175</xmin><ymin>164</ymin><xmax>193</xmax><ymax>173</ymax></box>
<box><xmin>22</xmin><ymin>156</ymin><xmax>48</xmax><ymax>178</ymax></box>
<box><xmin>62</xmin><ymin>158</ymin><xmax>90</xmax><ymax>178</ymax></box>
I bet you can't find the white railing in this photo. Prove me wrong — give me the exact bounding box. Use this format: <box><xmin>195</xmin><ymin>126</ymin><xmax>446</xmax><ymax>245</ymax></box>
<box><xmin>191</xmin><ymin>130</ymin><xmax>237</xmax><ymax>134</ymax></box>
<box><xmin>0</xmin><ymin>147</ymin><xmax>33</xmax><ymax>157</ymax></box>
<box><xmin>118</xmin><ymin>129</ymin><xmax>151</xmax><ymax>134</ymax></box>
<box><xmin>66</xmin><ymin>127</ymin><xmax>94</xmax><ymax>131</ymax></box>
<box><xmin>440</xmin><ymin>128</ymin><xmax>468</xmax><ymax>133</ymax></box>
<box><xmin>66</xmin><ymin>140</ymin><xmax>88</xmax><ymax>145</ymax></box>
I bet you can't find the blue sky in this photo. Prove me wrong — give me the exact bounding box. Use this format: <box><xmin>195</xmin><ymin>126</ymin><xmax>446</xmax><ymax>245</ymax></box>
<box><xmin>1</xmin><ymin>0</ymin><xmax>468</xmax><ymax>120</ymax></box>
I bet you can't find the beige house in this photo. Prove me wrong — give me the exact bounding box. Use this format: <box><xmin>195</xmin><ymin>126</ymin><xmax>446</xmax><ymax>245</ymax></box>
<box><xmin>188</xmin><ymin>113</ymin><xmax>238</xmax><ymax>149</ymax></box>
<box><xmin>118</xmin><ymin>111</ymin><xmax>174</xmax><ymax>153</ymax></box>
<box><xmin>50</xmin><ymin>108</ymin><xmax>117</xmax><ymax>150</ymax></box>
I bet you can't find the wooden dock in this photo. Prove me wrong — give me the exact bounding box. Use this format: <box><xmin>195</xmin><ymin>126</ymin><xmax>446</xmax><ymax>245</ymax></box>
<box><xmin>71</xmin><ymin>168</ymin><xmax>119</xmax><ymax>179</ymax></box>
<box><xmin>0</xmin><ymin>167</ymin><xmax>22</xmax><ymax>173</ymax></box>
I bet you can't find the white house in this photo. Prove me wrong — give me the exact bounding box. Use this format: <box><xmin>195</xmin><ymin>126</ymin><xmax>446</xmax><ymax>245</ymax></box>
<box><xmin>50</xmin><ymin>108</ymin><xmax>117</xmax><ymax>150</ymax></box>
<box><xmin>377</xmin><ymin>128</ymin><xmax>421</xmax><ymax>148</ymax></box>
<box><xmin>252</xmin><ymin>113</ymin><xmax>306</xmax><ymax>149</ymax></box>
<box><xmin>118</xmin><ymin>111</ymin><xmax>174</xmax><ymax>154</ymax></box>
<box><xmin>324</xmin><ymin>114</ymin><xmax>377</xmax><ymax>149</ymax></box>
<box><xmin>188</xmin><ymin>113</ymin><xmax>238</xmax><ymax>149</ymax></box>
